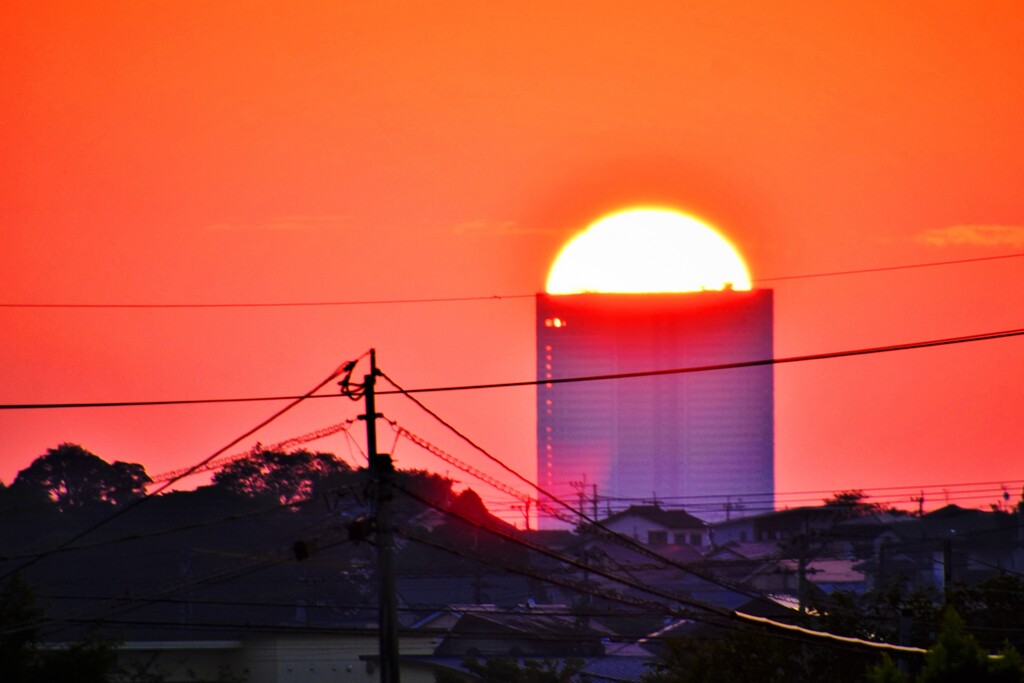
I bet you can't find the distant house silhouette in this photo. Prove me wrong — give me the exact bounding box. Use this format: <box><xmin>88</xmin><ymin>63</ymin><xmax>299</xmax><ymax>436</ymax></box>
<box><xmin>597</xmin><ymin>504</ymin><xmax>707</xmax><ymax>547</ymax></box>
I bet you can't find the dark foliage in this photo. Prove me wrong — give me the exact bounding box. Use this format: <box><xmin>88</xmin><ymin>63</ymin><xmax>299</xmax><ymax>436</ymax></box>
<box><xmin>646</xmin><ymin>582</ymin><xmax>1024</xmax><ymax>683</ymax></box>
<box><xmin>13</xmin><ymin>444</ymin><xmax>151</xmax><ymax>511</ymax></box>
<box><xmin>865</xmin><ymin>608</ymin><xmax>1024</xmax><ymax>683</ymax></box>
<box><xmin>435</xmin><ymin>655</ymin><xmax>588</xmax><ymax>683</ymax></box>
<box><xmin>0</xmin><ymin>576</ymin><xmax>119</xmax><ymax>682</ymax></box>
<box><xmin>823</xmin><ymin>489</ymin><xmax>897</xmax><ymax>519</ymax></box>
<box><xmin>0</xmin><ymin>575</ymin><xmax>42</xmax><ymax>681</ymax></box>
<box><xmin>211</xmin><ymin>448</ymin><xmax>353</xmax><ymax>504</ymax></box>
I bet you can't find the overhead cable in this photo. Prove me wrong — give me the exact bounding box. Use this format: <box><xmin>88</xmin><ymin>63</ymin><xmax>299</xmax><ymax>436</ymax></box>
<box><xmin>396</xmin><ymin>480</ymin><xmax>936</xmax><ymax>658</ymax></box>
<box><xmin>0</xmin><ymin>359</ymin><xmax>355</xmax><ymax>582</ymax></box>
<box><xmin>2</xmin><ymin>325</ymin><xmax>1022</xmax><ymax>411</ymax></box>
<box><xmin>3</xmin><ymin>251</ymin><xmax>1021</xmax><ymax>309</ymax></box>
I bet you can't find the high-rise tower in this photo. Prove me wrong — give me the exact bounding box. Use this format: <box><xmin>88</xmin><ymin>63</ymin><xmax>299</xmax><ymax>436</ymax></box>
<box><xmin>536</xmin><ymin>290</ymin><xmax>774</xmax><ymax>525</ymax></box>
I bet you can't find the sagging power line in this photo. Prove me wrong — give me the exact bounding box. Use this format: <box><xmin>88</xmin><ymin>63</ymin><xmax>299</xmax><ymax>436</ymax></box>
<box><xmin>2</xmin><ymin>251</ymin><xmax>1021</xmax><ymax>309</ymax></box>
<box><xmin>1</xmin><ymin>325</ymin><xmax>1022</xmax><ymax>411</ymax></box>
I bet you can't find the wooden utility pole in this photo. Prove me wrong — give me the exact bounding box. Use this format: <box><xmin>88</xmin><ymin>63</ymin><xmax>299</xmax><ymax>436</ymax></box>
<box><xmin>360</xmin><ymin>350</ymin><xmax>401</xmax><ymax>683</ymax></box>
<box><xmin>942</xmin><ymin>538</ymin><xmax>953</xmax><ymax>604</ymax></box>
<box><xmin>797</xmin><ymin>510</ymin><xmax>810</xmax><ymax>617</ymax></box>
<box><xmin>570</xmin><ymin>477</ymin><xmax>588</xmax><ymax>518</ymax></box>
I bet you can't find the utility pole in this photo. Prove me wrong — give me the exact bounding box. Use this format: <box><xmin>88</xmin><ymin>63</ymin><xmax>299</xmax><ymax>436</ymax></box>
<box><xmin>897</xmin><ymin>609</ymin><xmax>913</xmax><ymax>676</ymax></box>
<box><xmin>911</xmin><ymin>491</ymin><xmax>925</xmax><ymax>517</ymax></box>
<box><xmin>797</xmin><ymin>510</ymin><xmax>810</xmax><ymax>618</ymax></box>
<box><xmin>942</xmin><ymin>538</ymin><xmax>953</xmax><ymax>604</ymax></box>
<box><xmin>513</xmin><ymin>498</ymin><xmax>532</xmax><ymax>531</ymax></box>
<box><xmin>570</xmin><ymin>476</ymin><xmax>588</xmax><ymax>518</ymax></box>
<box><xmin>359</xmin><ymin>350</ymin><xmax>401</xmax><ymax>683</ymax></box>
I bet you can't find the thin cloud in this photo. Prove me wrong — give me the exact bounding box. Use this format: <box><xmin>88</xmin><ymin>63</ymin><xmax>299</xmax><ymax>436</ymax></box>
<box><xmin>206</xmin><ymin>215</ymin><xmax>352</xmax><ymax>232</ymax></box>
<box><xmin>917</xmin><ymin>225</ymin><xmax>1024</xmax><ymax>248</ymax></box>
<box><xmin>450</xmin><ymin>219</ymin><xmax>554</xmax><ymax>236</ymax></box>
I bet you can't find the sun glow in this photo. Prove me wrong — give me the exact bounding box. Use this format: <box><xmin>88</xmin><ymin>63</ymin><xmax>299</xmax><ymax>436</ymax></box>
<box><xmin>545</xmin><ymin>208</ymin><xmax>752</xmax><ymax>295</ymax></box>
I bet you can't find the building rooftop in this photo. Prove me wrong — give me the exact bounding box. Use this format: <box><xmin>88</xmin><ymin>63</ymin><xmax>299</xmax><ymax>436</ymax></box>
<box><xmin>602</xmin><ymin>504</ymin><xmax>706</xmax><ymax>530</ymax></box>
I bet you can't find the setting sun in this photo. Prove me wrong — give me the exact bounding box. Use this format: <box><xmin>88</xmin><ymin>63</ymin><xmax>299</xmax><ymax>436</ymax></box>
<box><xmin>545</xmin><ymin>208</ymin><xmax>752</xmax><ymax>294</ymax></box>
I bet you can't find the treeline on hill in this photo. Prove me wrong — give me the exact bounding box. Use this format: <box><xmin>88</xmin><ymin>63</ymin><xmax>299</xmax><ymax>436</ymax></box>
<box><xmin>0</xmin><ymin>443</ymin><xmax>527</xmax><ymax>681</ymax></box>
<box><xmin>0</xmin><ymin>443</ymin><xmax>514</xmax><ymax>552</ymax></box>
<box><xmin>6</xmin><ymin>445</ymin><xmax>1024</xmax><ymax>682</ymax></box>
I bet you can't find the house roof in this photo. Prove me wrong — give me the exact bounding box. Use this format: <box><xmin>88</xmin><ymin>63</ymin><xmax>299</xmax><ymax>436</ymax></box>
<box><xmin>710</xmin><ymin>505</ymin><xmax>843</xmax><ymax>530</ymax></box>
<box><xmin>579</xmin><ymin>656</ymin><xmax>651</xmax><ymax>683</ymax></box>
<box><xmin>772</xmin><ymin>558</ymin><xmax>866</xmax><ymax>585</ymax></box>
<box><xmin>601</xmin><ymin>505</ymin><xmax>706</xmax><ymax>530</ymax></box>
<box><xmin>518</xmin><ymin>529</ymin><xmax>578</xmax><ymax>548</ymax></box>
<box><xmin>703</xmin><ymin>541</ymin><xmax>782</xmax><ymax>561</ymax></box>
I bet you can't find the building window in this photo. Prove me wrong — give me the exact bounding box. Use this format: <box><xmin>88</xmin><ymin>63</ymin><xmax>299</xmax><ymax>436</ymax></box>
<box><xmin>648</xmin><ymin>530</ymin><xmax>668</xmax><ymax>546</ymax></box>
<box><xmin>689</xmin><ymin>533</ymin><xmax>702</xmax><ymax>546</ymax></box>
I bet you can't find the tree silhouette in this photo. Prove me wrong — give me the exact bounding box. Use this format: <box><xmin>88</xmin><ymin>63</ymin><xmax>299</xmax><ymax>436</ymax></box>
<box><xmin>0</xmin><ymin>576</ymin><xmax>118</xmax><ymax>683</ymax></box>
<box><xmin>435</xmin><ymin>656</ymin><xmax>587</xmax><ymax>683</ymax></box>
<box><xmin>0</xmin><ymin>575</ymin><xmax>42</xmax><ymax>681</ymax></box>
<box><xmin>13</xmin><ymin>444</ymin><xmax>151</xmax><ymax>511</ymax></box>
<box><xmin>823</xmin><ymin>489</ymin><xmax>891</xmax><ymax>519</ymax></box>
<box><xmin>212</xmin><ymin>449</ymin><xmax>352</xmax><ymax>505</ymax></box>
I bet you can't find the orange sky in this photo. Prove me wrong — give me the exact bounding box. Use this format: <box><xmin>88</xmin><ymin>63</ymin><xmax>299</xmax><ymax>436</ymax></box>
<box><xmin>2</xmin><ymin>1</ymin><xmax>1023</xmax><ymax>521</ymax></box>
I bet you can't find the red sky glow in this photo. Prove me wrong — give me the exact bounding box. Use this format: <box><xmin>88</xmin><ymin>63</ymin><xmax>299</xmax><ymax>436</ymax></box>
<box><xmin>2</xmin><ymin>1</ymin><xmax>1023</xmax><ymax>522</ymax></box>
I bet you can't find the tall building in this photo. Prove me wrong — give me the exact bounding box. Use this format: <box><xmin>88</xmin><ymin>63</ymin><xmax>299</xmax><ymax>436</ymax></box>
<box><xmin>536</xmin><ymin>290</ymin><xmax>774</xmax><ymax>525</ymax></box>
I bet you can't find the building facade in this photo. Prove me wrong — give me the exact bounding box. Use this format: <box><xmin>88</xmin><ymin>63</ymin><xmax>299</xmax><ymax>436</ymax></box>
<box><xmin>536</xmin><ymin>291</ymin><xmax>774</xmax><ymax>526</ymax></box>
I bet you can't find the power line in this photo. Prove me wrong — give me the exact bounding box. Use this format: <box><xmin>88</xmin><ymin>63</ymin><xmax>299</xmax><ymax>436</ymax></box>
<box><xmin>380</xmin><ymin>326</ymin><xmax>1024</xmax><ymax>395</ymax></box>
<box><xmin>0</xmin><ymin>393</ymin><xmax>312</xmax><ymax>410</ymax></box>
<box><xmin>32</xmin><ymin>592</ymin><xmax>706</xmax><ymax>620</ymax></box>
<box><xmin>2</xmin><ymin>325</ymin><xmax>1022</xmax><ymax>411</ymax></box>
<box><xmin>3</xmin><ymin>252</ymin><xmax>1021</xmax><ymax>310</ymax></box>
<box><xmin>147</xmin><ymin>420</ymin><xmax>358</xmax><ymax>484</ymax></box>
<box><xmin>35</xmin><ymin>531</ymin><xmax>355</xmax><ymax>639</ymax></box>
<box><xmin>393</xmin><ymin>482</ymin><xmax>729</xmax><ymax>618</ymax></box>
<box><xmin>603</xmin><ymin>479</ymin><xmax>1024</xmax><ymax>504</ymax></box>
<box><xmin>0</xmin><ymin>498</ymin><xmax>307</xmax><ymax>562</ymax></box>
<box><xmin>597</xmin><ymin>485</ymin><xmax>1019</xmax><ymax>513</ymax></box>
<box><xmin>388</xmin><ymin>421</ymin><xmax>576</xmax><ymax>527</ymax></box>
<box><xmin>756</xmin><ymin>251</ymin><xmax>1024</xmax><ymax>283</ymax></box>
<box><xmin>0</xmin><ymin>294</ymin><xmax>535</xmax><ymax>309</ymax></box>
<box><xmin>395</xmin><ymin>479</ymin><xmax>936</xmax><ymax>659</ymax></box>
<box><xmin>732</xmin><ymin>612</ymin><xmax>927</xmax><ymax>656</ymax></box>
<box><xmin>375</xmin><ymin>370</ymin><xmax>1024</xmax><ymax>657</ymax></box>
<box><xmin>141</xmin><ymin>422</ymin><xmax>1020</xmax><ymax>518</ymax></box>
<box><xmin>0</xmin><ymin>361</ymin><xmax>352</xmax><ymax>582</ymax></box>
<box><xmin>387</xmin><ymin>419</ymin><xmax>1012</xmax><ymax>526</ymax></box>
<box><xmin>3</xmin><ymin>487</ymin><xmax>374</xmax><ymax>638</ymax></box>
<box><xmin>380</xmin><ymin>370</ymin><xmax>768</xmax><ymax>601</ymax></box>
